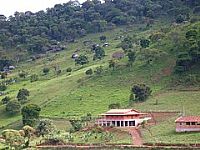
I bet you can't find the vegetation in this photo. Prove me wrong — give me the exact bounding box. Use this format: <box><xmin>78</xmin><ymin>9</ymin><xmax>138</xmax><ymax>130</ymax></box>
<box><xmin>17</xmin><ymin>88</ymin><xmax>30</xmax><ymax>103</ymax></box>
<box><xmin>21</xmin><ymin>104</ymin><xmax>41</xmax><ymax>126</ymax></box>
<box><xmin>5</xmin><ymin>101</ymin><xmax>21</xmax><ymax>115</ymax></box>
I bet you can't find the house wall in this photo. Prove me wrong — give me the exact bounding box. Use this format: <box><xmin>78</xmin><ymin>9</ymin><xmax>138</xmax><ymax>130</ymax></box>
<box><xmin>176</xmin><ymin>122</ymin><xmax>200</xmax><ymax>132</ymax></box>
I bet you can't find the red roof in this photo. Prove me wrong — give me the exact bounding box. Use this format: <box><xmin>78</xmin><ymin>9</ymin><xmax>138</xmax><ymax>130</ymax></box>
<box><xmin>100</xmin><ymin>109</ymin><xmax>146</xmax><ymax>116</ymax></box>
<box><xmin>175</xmin><ymin>116</ymin><xmax>200</xmax><ymax>123</ymax></box>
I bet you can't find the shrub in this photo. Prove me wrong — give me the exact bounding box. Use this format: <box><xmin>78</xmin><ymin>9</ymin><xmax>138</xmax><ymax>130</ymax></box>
<box><xmin>18</xmin><ymin>71</ymin><xmax>27</xmax><ymax>78</ymax></box>
<box><xmin>0</xmin><ymin>84</ymin><xmax>7</xmax><ymax>91</ymax></box>
<box><xmin>85</xmin><ymin>68</ymin><xmax>93</xmax><ymax>75</ymax></box>
<box><xmin>43</xmin><ymin>67</ymin><xmax>50</xmax><ymax>75</ymax></box>
<box><xmin>6</xmin><ymin>101</ymin><xmax>21</xmax><ymax>114</ymax></box>
<box><xmin>1</xmin><ymin>96</ymin><xmax>11</xmax><ymax>104</ymax></box>
<box><xmin>108</xmin><ymin>103</ymin><xmax>120</xmax><ymax>109</ymax></box>
<box><xmin>131</xmin><ymin>84</ymin><xmax>152</xmax><ymax>102</ymax></box>
<box><xmin>17</xmin><ymin>89</ymin><xmax>30</xmax><ymax>103</ymax></box>
<box><xmin>66</xmin><ymin>67</ymin><xmax>72</xmax><ymax>72</ymax></box>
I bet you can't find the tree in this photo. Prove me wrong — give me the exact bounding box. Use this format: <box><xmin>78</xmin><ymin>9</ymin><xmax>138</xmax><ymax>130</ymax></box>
<box><xmin>22</xmin><ymin>125</ymin><xmax>35</xmax><ymax>148</ymax></box>
<box><xmin>140</xmin><ymin>38</ymin><xmax>150</xmax><ymax>48</ymax></box>
<box><xmin>43</xmin><ymin>67</ymin><xmax>50</xmax><ymax>75</ymax></box>
<box><xmin>109</xmin><ymin>59</ymin><xmax>117</xmax><ymax>70</ymax></box>
<box><xmin>130</xmin><ymin>84</ymin><xmax>152</xmax><ymax>102</ymax></box>
<box><xmin>0</xmin><ymin>84</ymin><xmax>7</xmax><ymax>91</ymax></box>
<box><xmin>1</xmin><ymin>96</ymin><xmax>10</xmax><ymax>104</ymax></box>
<box><xmin>36</xmin><ymin>119</ymin><xmax>55</xmax><ymax>137</ymax></box>
<box><xmin>185</xmin><ymin>29</ymin><xmax>198</xmax><ymax>40</ymax></box>
<box><xmin>93</xmin><ymin>46</ymin><xmax>105</xmax><ymax>60</ymax></box>
<box><xmin>17</xmin><ymin>88</ymin><xmax>30</xmax><ymax>103</ymax></box>
<box><xmin>75</xmin><ymin>55</ymin><xmax>89</xmax><ymax>65</ymax></box>
<box><xmin>176</xmin><ymin>14</ymin><xmax>185</xmax><ymax>23</ymax></box>
<box><xmin>120</xmin><ymin>36</ymin><xmax>133</xmax><ymax>52</ymax></box>
<box><xmin>6</xmin><ymin>101</ymin><xmax>21</xmax><ymax>114</ymax></box>
<box><xmin>127</xmin><ymin>51</ymin><xmax>136</xmax><ymax>66</ymax></box>
<box><xmin>21</xmin><ymin>104</ymin><xmax>41</xmax><ymax>126</ymax></box>
<box><xmin>85</xmin><ymin>68</ymin><xmax>93</xmax><ymax>75</ymax></box>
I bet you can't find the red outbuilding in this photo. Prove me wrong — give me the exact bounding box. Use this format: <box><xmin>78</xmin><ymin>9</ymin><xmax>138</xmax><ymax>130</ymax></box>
<box><xmin>175</xmin><ymin>116</ymin><xmax>200</xmax><ymax>132</ymax></box>
<box><xmin>96</xmin><ymin>109</ymin><xmax>151</xmax><ymax>127</ymax></box>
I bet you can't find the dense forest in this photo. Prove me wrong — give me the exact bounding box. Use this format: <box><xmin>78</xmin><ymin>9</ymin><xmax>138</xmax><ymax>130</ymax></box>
<box><xmin>0</xmin><ymin>0</ymin><xmax>200</xmax><ymax>54</ymax></box>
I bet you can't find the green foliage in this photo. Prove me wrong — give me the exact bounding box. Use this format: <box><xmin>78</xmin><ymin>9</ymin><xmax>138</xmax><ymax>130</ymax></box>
<box><xmin>176</xmin><ymin>14</ymin><xmax>186</xmax><ymax>23</ymax></box>
<box><xmin>93</xmin><ymin>46</ymin><xmax>105</xmax><ymax>60</ymax></box>
<box><xmin>69</xmin><ymin>120</ymin><xmax>82</xmax><ymax>132</ymax></box>
<box><xmin>66</xmin><ymin>67</ymin><xmax>72</xmax><ymax>73</ymax></box>
<box><xmin>140</xmin><ymin>38</ymin><xmax>150</xmax><ymax>48</ymax></box>
<box><xmin>94</xmin><ymin>66</ymin><xmax>104</xmax><ymax>75</ymax></box>
<box><xmin>1</xmin><ymin>96</ymin><xmax>11</xmax><ymax>104</ymax></box>
<box><xmin>127</xmin><ymin>51</ymin><xmax>136</xmax><ymax>66</ymax></box>
<box><xmin>0</xmin><ymin>84</ymin><xmax>7</xmax><ymax>91</ymax></box>
<box><xmin>75</xmin><ymin>55</ymin><xmax>89</xmax><ymax>65</ymax></box>
<box><xmin>2</xmin><ymin>129</ymin><xmax>24</xmax><ymax>149</ymax></box>
<box><xmin>108</xmin><ymin>103</ymin><xmax>120</xmax><ymax>109</ymax></box>
<box><xmin>6</xmin><ymin>101</ymin><xmax>21</xmax><ymax>115</ymax></box>
<box><xmin>131</xmin><ymin>84</ymin><xmax>152</xmax><ymax>102</ymax></box>
<box><xmin>120</xmin><ymin>36</ymin><xmax>133</xmax><ymax>52</ymax></box>
<box><xmin>36</xmin><ymin>119</ymin><xmax>55</xmax><ymax>137</ymax></box>
<box><xmin>109</xmin><ymin>59</ymin><xmax>118</xmax><ymax>70</ymax></box>
<box><xmin>21</xmin><ymin>104</ymin><xmax>41</xmax><ymax>126</ymax></box>
<box><xmin>17</xmin><ymin>88</ymin><xmax>30</xmax><ymax>103</ymax></box>
<box><xmin>43</xmin><ymin>67</ymin><xmax>50</xmax><ymax>75</ymax></box>
<box><xmin>30</xmin><ymin>74</ymin><xmax>39</xmax><ymax>82</ymax></box>
<box><xmin>85</xmin><ymin>68</ymin><xmax>93</xmax><ymax>76</ymax></box>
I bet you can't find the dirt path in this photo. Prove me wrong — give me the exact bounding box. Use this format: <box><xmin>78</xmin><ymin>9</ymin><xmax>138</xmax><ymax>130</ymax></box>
<box><xmin>129</xmin><ymin>128</ymin><xmax>143</xmax><ymax>146</ymax></box>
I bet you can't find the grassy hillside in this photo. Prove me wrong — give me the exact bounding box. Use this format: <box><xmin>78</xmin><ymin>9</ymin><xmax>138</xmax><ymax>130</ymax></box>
<box><xmin>0</xmin><ymin>20</ymin><xmax>200</xmax><ymax>145</ymax></box>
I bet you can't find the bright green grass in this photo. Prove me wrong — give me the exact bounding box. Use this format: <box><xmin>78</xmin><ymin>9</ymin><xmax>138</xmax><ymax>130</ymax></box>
<box><xmin>142</xmin><ymin>117</ymin><xmax>200</xmax><ymax>144</ymax></box>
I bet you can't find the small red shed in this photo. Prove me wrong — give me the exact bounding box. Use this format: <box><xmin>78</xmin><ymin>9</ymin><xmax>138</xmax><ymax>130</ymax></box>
<box><xmin>175</xmin><ymin>116</ymin><xmax>200</xmax><ymax>132</ymax></box>
<box><xmin>96</xmin><ymin>109</ymin><xmax>151</xmax><ymax>127</ymax></box>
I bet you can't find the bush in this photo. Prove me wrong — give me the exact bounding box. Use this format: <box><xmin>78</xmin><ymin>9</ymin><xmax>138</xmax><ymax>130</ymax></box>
<box><xmin>17</xmin><ymin>88</ymin><xmax>30</xmax><ymax>103</ymax></box>
<box><xmin>1</xmin><ymin>96</ymin><xmax>11</xmax><ymax>104</ymax></box>
<box><xmin>6</xmin><ymin>101</ymin><xmax>21</xmax><ymax>114</ymax></box>
<box><xmin>18</xmin><ymin>71</ymin><xmax>27</xmax><ymax>78</ymax></box>
<box><xmin>30</xmin><ymin>74</ymin><xmax>39</xmax><ymax>82</ymax></box>
<box><xmin>85</xmin><ymin>68</ymin><xmax>93</xmax><ymax>75</ymax></box>
<box><xmin>131</xmin><ymin>84</ymin><xmax>152</xmax><ymax>102</ymax></box>
<box><xmin>43</xmin><ymin>67</ymin><xmax>50</xmax><ymax>75</ymax></box>
<box><xmin>0</xmin><ymin>84</ymin><xmax>7</xmax><ymax>91</ymax></box>
<box><xmin>108</xmin><ymin>103</ymin><xmax>120</xmax><ymax>109</ymax></box>
<box><xmin>66</xmin><ymin>67</ymin><xmax>72</xmax><ymax>72</ymax></box>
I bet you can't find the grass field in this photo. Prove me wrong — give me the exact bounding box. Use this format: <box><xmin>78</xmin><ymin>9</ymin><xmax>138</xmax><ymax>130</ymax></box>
<box><xmin>0</xmin><ymin>21</ymin><xmax>200</xmax><ymax>145</ymax></box>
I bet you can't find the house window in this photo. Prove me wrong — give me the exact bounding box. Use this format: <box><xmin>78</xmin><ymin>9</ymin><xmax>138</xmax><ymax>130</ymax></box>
<box><xmin>191</xmin><ymin>122</ymin><xmax>196</xmax><ymax>125</ymax></box>
<box><xmin>186</xmin><ymin>122</ymin><xmax>190</xmax><ymax>125</ymax></box>
<box><xmin>180</xmin><ymin>123</ymin><xmax>182</xmax><ymax>125</ymax></box>
<box><xmin>197</xmin><ymin>123</ymin><xmax>200</xmax><ymax>125</ymax></box>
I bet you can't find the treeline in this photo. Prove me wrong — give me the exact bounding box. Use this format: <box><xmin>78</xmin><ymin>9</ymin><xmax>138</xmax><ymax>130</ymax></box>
<box><xmin>0</xmin><ymin>0</ymin><xmax>199</xmax><ymax>54</ymax></box>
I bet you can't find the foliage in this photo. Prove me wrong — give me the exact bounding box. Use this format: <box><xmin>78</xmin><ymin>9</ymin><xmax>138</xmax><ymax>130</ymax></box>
<box><xmin>21</xmin><ymin>104</ymin><xmax>41</xmax><ymax>126</ymax></box>
<box><xmin>120</xmin><ymin>36</ymin><xmax>133</xmax><ymax>52</ymax></box>
<box><xmin>30</xmin><ymin>74</ymin><xmax>39</xmax><ymax>82</ymax></box>
<box><xmin>69</xmin><ymin>120</ymin><xmax>82</xmax><ymax>132</ymax></box>
<box><xmin>6</xmin><ymin>101</ymin><xmax>21</xmax><ymax>115</ymax></box>
<box><xmin>17</xmin><ymin>88</ymin><xmax>30</xmax><ymax>103</ymax></box>
<box><xmin>93</xmin><ymin>46</ymin><xmax>105</xmax><ymax>60</ymax></box>
<box><xmin>109</xmin><ymin>59</ymin><xmax>118</xmax><ymax>70</ymax></box>
<box><xmin>22</xmin><ymin>125</ymin><xmax>35</xmax><ymax>147</ymax></box>
<box><xmin>108</xmin><ymin>103</ymin><xmax>121</xmax><ymax>109</ymax></box>
<box><xmin>75</xmin><ymin>55</ymin><xmax>89</xmax><ymax>65</ymax></box>
<box><xmin>85</xmin><ymin>68</ymin><xmax>93</xmax><ymax>76</ymax></box>
<box><xmin>127</xmin><ymin>51</ymin><xmax>136</xmax><ymax>66</ymax></box>
<box><xmin>36</xmin><ymin>119</ymin><xmax>55</xmax><ymax>137</ymax></box>
<box><xmin>0</xmin><ymin>84</ymin><xmax>7</xmax><ymax>91</ymax></box>
<box><xmin>140</xmin><ymin>38</ymin><xmax>150</xmax><ymax>48</ymax></box>
<box><xmin>43</xmin><ymin>67</ymin><xmax>50</xmax><ymax>75</ymax></box>
<box><xmin>1</xmin><ymin>96</ymin><xmax>11</xmax><ymax>104</ymax></box>
<box><xmin>94</xmin><ymin>66</ymin><xmax>104</xmax><ymax>75</ymax></box>
<box><xmin>66</xmin><ymin>67</ymin><xmax>72</xmax><ymax>73</ymax></box>
<box><xmin>131</xmin><ymin>84</ymin><xmax>152</xmax><ymax>102</ymax></box>
<box><xmin>2</xmin><ymin>129</ymin><xmax>24</xmax><ymax>149</ymax></box>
